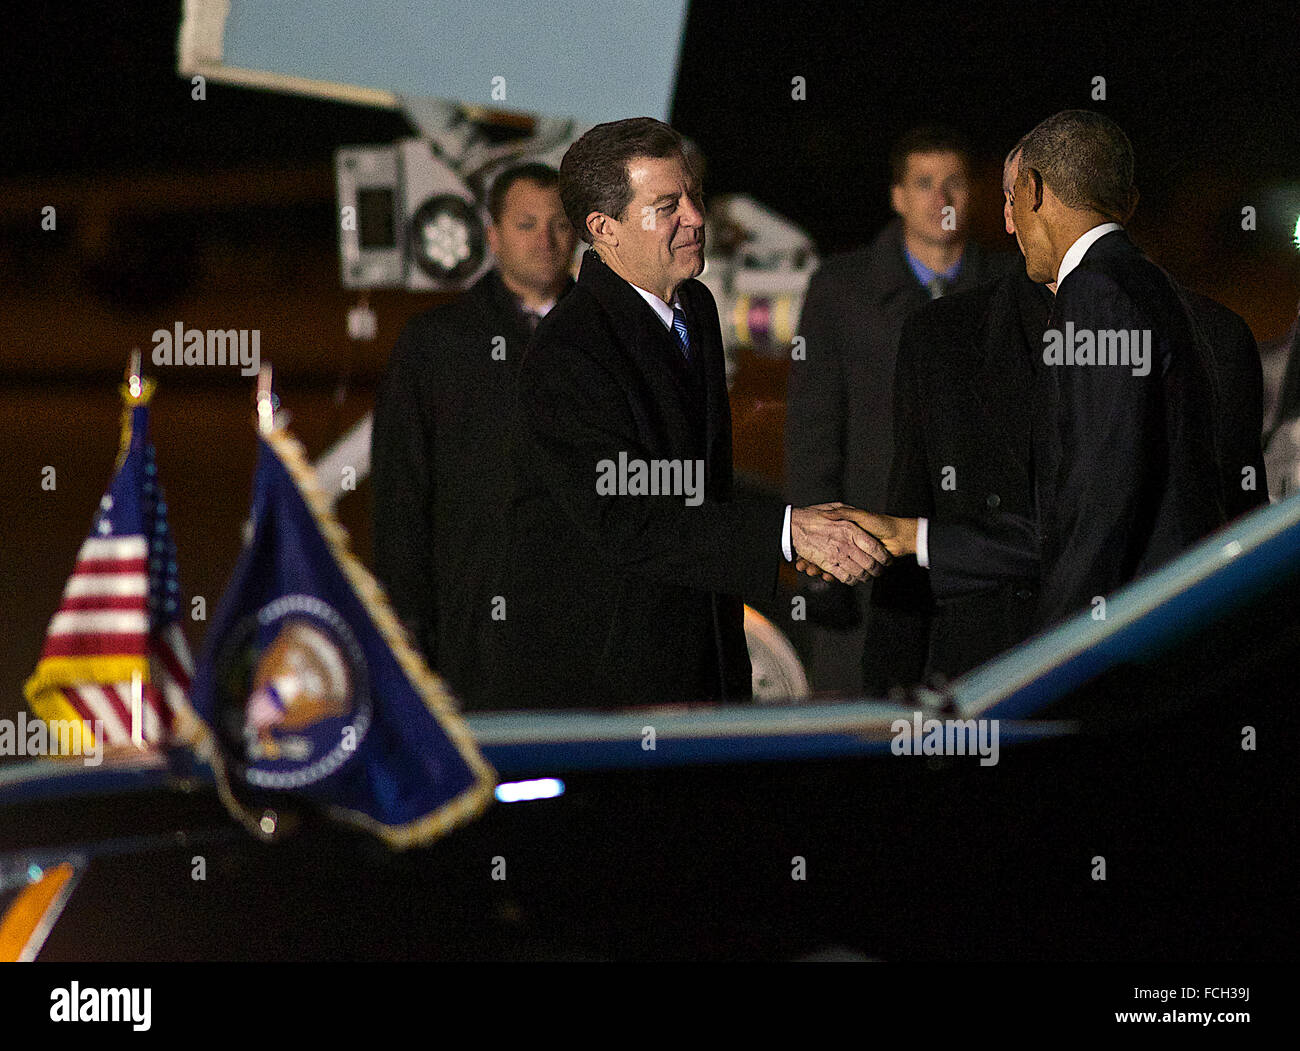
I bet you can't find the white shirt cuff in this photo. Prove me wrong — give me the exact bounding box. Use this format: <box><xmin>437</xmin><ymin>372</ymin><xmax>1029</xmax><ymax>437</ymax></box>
<box><xmin>782</xmin><ymin>504</ymin><xmax>793</xmax><ymax>561</ymax></box>
<box><xmin>915</xmin><ymin>516</ymin><xmax>930</xmax><ymax>568</ymax></box>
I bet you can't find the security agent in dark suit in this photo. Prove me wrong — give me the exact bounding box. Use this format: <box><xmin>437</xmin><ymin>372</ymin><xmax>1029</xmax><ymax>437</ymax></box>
<box><xmin>785</xmin><ymin>126</ymin><xmax>1013</xmax><ymax>693</ymax></box>
<box><xmin>1176</xmin><ymin>285</ymin><xmax>1267</xmax><ymax>521</ymax></box>
<box><xmin>486</xmin><ymin>118</ymin><xmax>891</xmax><ymax>711</ymax></box>
<box><xmin>810</xmin><ymin>111</ymin><xmax>1266</xmax><ymax>644</ymax></box>
<box><xmin>371</xmin><ymin>163</ymin><xmax>577</xmax><ymax>708</ymax></box>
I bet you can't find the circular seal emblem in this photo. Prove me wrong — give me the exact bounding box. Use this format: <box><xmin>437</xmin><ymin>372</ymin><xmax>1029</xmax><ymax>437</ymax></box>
<box><xmin>211</xmin><ymin>594</ymin><xmax>371</xmax><ymax>789</ymax></box>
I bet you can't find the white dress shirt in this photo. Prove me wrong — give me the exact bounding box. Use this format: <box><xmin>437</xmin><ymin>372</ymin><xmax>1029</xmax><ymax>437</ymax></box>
<box><xmin>630</xmin><ymin>283</ymin><xmax>679</xmax><ymax>328</ymax></box>
<box><xmin>914</xmin><ymin>222</ymin><xmax>1124</xmax><ymax>568</ymax></box>
<box><xmin>628</xmin><ymin>279</ymin><xmax>794</xmax><ymax>561</ymax></box>
<box><xmin>1055</xmin><ymin>222</ymin><xmax>1123</xmax><ymax>288</ymax></box>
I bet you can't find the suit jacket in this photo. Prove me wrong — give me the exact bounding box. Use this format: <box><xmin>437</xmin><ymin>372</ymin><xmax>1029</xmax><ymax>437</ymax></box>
<box><xmin>1179</xmin><ymin>287</ymin><xmax>1268</xmax><ymax>518</ymax></box>
<box><xmin>370</xmin><ymin>267</ymin><xmax>572</xmax><ymax>707</ymax></box>
<box><xmin>485</xmin><ymin>249</ymin><xmax>787</xmax><ymax>710</ymax></box>
<box><xmin>928</xmin><ymin>230</ymin><xmax>1265</xmax><ymax>631</ymax></box>
<box><xmin>864</xmin><ymin>268</ymin><xmax>1054</xmax><ymax>691</ymax></box>
<box><xmin>784</xmin><ymin>219</ymin><xmax>1014</xmax><ymax>629</ymax></box>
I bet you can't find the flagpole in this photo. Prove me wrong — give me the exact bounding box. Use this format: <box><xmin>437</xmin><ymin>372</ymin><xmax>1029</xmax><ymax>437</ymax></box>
<box><xmin>130</xmin><ymin>668</ymin><xmax>144</xmax><ymax>748</ymax></box>
<box><xmin>256</xmin><ymin>365</ymin><xmax>275</xmax><ymax>434</ymax></box>
<box><xmin>127</xmin><ymin>348</ymin><xmax>145</xmax><ymax>751</ymax></box>
<box><xmin>127</xmin><ymin>347</ymin><xmax>142</xmax><ymax>400</ymax></box>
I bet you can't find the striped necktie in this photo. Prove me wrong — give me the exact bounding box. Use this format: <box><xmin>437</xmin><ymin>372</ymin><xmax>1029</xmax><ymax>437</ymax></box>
<box><xmin>672</xmin><ymin>304</ymin><xmax>692</xmax><ymax>363</ymax></box>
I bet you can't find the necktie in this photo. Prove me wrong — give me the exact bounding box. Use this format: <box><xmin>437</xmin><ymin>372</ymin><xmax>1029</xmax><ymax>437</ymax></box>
<box><xmin>672</xmin><ymin>305</ymin><xmax>692</xmax><ymax>363</ymax></box>
<box><xmin>524</xmin><ymin>309</ymin><xmax>542</xmax><ymax>335</ymax></box>
<box><xmin>927</xmin><ymin>275</ymin><xmax>948</xmax><ymax>299</ymax></box>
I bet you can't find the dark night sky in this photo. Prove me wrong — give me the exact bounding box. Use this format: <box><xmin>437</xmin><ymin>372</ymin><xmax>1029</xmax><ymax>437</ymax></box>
<box><xmin>2</xmin><ymin>1</ymin><xmax>1298</xmax><ymax>264</ymax></box>
<box><xmin>672</xmin><ymin>1</ymin><xmax>1300</xmax><ymax>250</ymax></box>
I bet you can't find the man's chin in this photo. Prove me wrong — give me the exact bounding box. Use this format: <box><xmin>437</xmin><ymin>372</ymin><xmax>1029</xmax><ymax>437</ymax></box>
<box><xmin>1024</xmin><ymin>257</ymin><xmax>1054</xmax><ymax>284</ymax></box>
<box><xmin>927</xmin><ymin>228</ymin><xmax>964</xmax><ymax>245</ymax></box>
<box><xmin>677</xmin><ymin>247</ymin><xmax>705</xmax><ymax>276</ymax></box>
<box><xmin>524</xmin><ymin>266</ymin><xmax>570</xmax><ymax>289</ymax></box>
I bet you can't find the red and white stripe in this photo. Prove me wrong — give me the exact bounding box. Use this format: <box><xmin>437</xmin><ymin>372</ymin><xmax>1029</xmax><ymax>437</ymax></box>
<box><xmin>38</xmin><ymin>534</ymin><xmax>193</xmax><ymax>747</ymax></box>
<box><xmin>40</xmin><ymin>536</ymin><xmax>150</xmax><ymax>661</ymax></box>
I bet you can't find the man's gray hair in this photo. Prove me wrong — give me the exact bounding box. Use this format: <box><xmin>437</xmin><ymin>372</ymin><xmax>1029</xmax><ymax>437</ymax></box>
<box><xmin>1017</xmin><ymin>110</ymin><xmax>1137</xmax><ymax>222</ymax></box>
<box><xmin>1002</xmin><ymin>134</ymin><xmax>1030</xmax><ymax>191</ymax></box>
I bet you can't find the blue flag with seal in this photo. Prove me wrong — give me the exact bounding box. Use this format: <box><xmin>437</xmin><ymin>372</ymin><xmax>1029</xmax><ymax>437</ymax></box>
<box><xmin>186</xmin><ymin>412</ymin><xmax>495</xmax><ymax>849</ymax></box>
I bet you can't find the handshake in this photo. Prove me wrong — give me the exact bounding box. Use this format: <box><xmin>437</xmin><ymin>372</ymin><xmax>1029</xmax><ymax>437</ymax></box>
<box><xmin>791</xmin><ymin>503</ymin><xmax>918</xmax><ymax>585</ymax></box>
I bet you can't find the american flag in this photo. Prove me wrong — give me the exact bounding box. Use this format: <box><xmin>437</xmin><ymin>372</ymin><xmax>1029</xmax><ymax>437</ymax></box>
<box><xmin>24</xmin><ymin>377</ymin><xmax>194</xmax><ymax>750</ymax></box>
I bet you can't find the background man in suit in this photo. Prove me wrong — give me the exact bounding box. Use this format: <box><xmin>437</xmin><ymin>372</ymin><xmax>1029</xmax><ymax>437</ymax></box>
<box><xmin>785</xmin><ymin>126</ymin><xmax>1012</xmax><ymax>694</ymax></box>
<box><xmin>812</xmin><ymin>111</ymin><xmax>1265</xmax><ymax>643</ymax></box>
<box><xmin>371</xmin><ymin>162</ymin><xmax>577</xmax><ymax>709</ymax></box>
<box><xmin>488</xmin><ymin>117</ymin><xmax>891</xmax><ymax>710</ymax></box>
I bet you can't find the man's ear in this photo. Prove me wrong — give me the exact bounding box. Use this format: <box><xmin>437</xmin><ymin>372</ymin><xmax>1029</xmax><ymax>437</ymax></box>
<box><xmin>485</xmin><ymin>222</ymin><xmax>500</xmax><ymax>258</ymax></box>
<box><xmin>890</xmin><ymin>183</ymin><xmax>904</xmax><ymax>217</ymax></box>
<box><xmin>587</xmin><ymin>211</ymin><xmax>616</xmax><ymax>248</ymax></box>
<box><xmin>1026</xmin><ymin>168</ymin><xmax>1046</xmax><ymax>211</ymax></box>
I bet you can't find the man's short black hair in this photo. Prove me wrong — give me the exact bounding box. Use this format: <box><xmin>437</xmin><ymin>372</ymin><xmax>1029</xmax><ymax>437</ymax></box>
<box><xmin>488</xmin><ymin>162</ymin><xmax>560</xmax><ymax>223</ymax></box>
<box><xmin>889</xmin><ymin>125</ymin><xmax>971</xmax><ymax>186</ymax></box>
<box><xmin>1017</xmin><ymin>109</ymin><xmax>1136</xmax><ymax>222</ymax></box>
<box><xmin>559</xmin><ymin>117</ymin><xmax>692</xmax><ymax>245</ymax></box>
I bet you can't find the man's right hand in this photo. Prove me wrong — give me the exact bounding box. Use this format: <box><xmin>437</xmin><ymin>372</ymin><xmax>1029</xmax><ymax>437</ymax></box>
<box><xmin>790</xmin><ymin>503</ymin><xmax>892</xmax><ymax>585</ymax></box>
